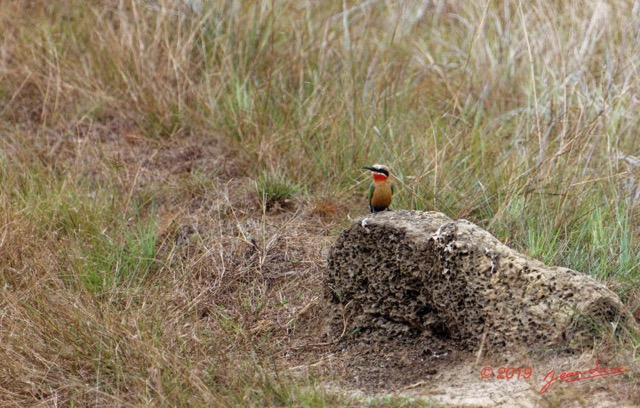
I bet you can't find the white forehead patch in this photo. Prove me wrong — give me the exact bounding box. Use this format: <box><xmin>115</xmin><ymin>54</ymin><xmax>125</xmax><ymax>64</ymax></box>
<box><xmin>370</xmin><ymin>164</ymin><xmax>389</xmax><ymax>175</ymax></box>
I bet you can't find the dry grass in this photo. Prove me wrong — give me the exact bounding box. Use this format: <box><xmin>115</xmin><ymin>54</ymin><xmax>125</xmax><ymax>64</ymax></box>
<box><xmin>0</xmin><ymin>0</ymin><xmax>639</xmax><ymax>405</ymax></box>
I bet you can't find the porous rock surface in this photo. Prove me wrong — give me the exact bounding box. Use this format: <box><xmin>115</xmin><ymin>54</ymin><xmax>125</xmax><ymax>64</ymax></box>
<box><xmin>326</xmin><ymin>210</ymin><xmax>633</xmax><ymax>352</ymax></box>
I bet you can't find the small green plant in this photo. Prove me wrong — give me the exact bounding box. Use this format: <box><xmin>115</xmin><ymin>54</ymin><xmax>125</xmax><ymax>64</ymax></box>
<box><xmin>83</xmin><ymin>214</ymin><xmax>158</xmax><ymax>294</ymax></box>
<box><xmin>255</xmin><ymin>169</ymin><xmax>302</xmax><ymax>211</ymax></box>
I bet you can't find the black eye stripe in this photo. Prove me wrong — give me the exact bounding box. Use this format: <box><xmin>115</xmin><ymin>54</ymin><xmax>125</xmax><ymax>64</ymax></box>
<box><xmin>374</xmin><ymin>168</ymin><xmax>389</xmax><ymax>177</ymax></box>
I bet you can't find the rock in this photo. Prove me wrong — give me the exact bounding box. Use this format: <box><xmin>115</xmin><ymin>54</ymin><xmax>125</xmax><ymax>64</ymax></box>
<box><xmin>326</xmin><ymin>210</ymin><xmax>636</xmax><ymax>352</ymax></box>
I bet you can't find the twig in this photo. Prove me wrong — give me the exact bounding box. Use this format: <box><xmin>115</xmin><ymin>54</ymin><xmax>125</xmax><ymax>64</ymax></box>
<box><xmin>395</xmin><ymin>381</ymin><xmax>426</xmax><ymax>393</ymax></box>
<box><xmin>294</xmin><ymin>301</ymin><xmax>352</xmax><ymax>348</ymax></box>
<box><xmin>475</xmin><ymin>324</ymin><xmax>489</xmax><ymax>365</ymax></box>
<box><xmin>286</xmin><ymin>296</ymin><xmax>318</xmax><ymax>327</ymax></box>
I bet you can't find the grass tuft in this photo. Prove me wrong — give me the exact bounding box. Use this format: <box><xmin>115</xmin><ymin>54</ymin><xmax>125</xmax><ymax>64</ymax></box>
<box><xmin>256</xmin><ymin>169</ymin><xmax>302</xmax><ymax>211</ymax></box>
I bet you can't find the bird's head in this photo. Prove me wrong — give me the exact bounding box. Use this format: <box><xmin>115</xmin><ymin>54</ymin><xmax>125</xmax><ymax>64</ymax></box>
<box><xmin>363</xmin><ymin>164</ymin><xmax>390</xmax><ymax>181</ymax></box>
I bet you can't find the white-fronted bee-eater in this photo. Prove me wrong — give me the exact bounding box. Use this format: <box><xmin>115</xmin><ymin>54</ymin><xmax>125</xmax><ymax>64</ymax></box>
<box><xmin>363</xmin><ymin>164</ymin><xmax>394</xmax><ymax>213</ymax></box>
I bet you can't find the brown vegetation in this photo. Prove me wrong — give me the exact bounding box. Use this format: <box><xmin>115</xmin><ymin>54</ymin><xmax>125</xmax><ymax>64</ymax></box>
<box><xmin>0</xmin><ymin>0</ymin><xmax>638</xmax><ymax>406</ymax></box>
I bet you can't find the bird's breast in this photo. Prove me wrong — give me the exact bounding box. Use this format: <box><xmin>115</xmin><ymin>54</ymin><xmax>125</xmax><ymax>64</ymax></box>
<box><xmin>371</xmin><ymin>182</ymin><xmax>393</xmax><ymax>207</ymax></box>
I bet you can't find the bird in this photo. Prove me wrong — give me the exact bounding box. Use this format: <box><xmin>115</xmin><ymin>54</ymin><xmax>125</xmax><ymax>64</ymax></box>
<box><xmin>363</xmin><ymin>164</ymin><xmax>394</xmax><ymax>212</ymax></box>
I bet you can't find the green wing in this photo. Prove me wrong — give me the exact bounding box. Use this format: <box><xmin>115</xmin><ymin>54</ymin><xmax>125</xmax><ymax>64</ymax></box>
<box><xmin>368</xmin><ymin>183</ymin><xmax>375</xmax><ymax>203</ymax></box>
<box><xmin>391</xmin><ymin>182</ymin><xmax>395</xmax><ymax>195</ymax></box>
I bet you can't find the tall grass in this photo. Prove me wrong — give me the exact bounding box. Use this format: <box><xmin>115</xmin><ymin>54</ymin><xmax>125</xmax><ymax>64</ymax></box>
<box><xmin>1</xmin><ymin>0</ymin><xmax>639</xmax><ymax>405</ymax></box>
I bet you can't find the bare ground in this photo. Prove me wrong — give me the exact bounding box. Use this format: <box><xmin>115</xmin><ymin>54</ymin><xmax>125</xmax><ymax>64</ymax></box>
<box><xmin>288</xmin><ymin>296</ymin><xmax>639</xmax><ymax>407</ymax></box>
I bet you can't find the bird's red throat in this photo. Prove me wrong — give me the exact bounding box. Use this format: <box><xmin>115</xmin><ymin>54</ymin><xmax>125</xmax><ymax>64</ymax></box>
<box><xmin>372</xmin><ymin>174</ymin><xmax>388</xmax><ymax>181</ymax></box>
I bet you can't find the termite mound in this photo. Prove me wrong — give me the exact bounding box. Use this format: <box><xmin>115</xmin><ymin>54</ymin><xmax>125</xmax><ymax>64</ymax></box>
<box><xmin>326</xmin><ymin>210</ymin><xmax>636</xmax><ymax>353</ymax></box>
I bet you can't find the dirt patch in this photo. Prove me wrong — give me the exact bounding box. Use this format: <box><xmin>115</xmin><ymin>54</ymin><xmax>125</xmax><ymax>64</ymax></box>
<box><xmin>29</xmin><ymin>119</ymin><xmax>243</xmax><ymax>190</ymax></box>
<box><xmin>289</xmin><ymin>299</ymin><xmax>639</xmax><ymax>406</ymax></box>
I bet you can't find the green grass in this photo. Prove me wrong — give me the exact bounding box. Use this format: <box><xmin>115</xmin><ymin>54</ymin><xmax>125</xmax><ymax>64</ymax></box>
<box><xmin>0</xmin><ymin>0</ymin><xmax>639</xmax><ymax>405</ymax></box>
<box><xmin>82</xmin><ymin>212</ymin><xmax>158</xmax><ymax>293</ymax></box>
<box><xmin>256</xmin><ymin>169</ymin><xmax>303</xmax><ymax>211</ymax></box>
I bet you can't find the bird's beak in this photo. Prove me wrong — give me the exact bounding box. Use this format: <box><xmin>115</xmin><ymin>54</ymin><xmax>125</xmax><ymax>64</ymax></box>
<box><xmin>362</xmin><ymin>166</ymin><xmax>374</xmax><ymax>171</ymax></box>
